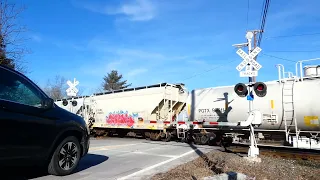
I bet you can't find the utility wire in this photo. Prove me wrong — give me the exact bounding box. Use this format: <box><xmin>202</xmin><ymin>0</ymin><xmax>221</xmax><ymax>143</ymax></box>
<box><xmin>261</xmin><ymin>53</ymin><xmax>297</xmax><ymax>63</ymax></box>
<box><xmin>265</xmin><ymin>50</ymin><xmax>320</xmax><ymax>53</ymax></box>
<box><xmin>257</xmin><ymin>0</ymin><xmax>271</xmax><ymax>47</ymax></box>
<box><xmin>258</xmin><ymin>0</ymin><xmax>266</xmax><ymax>26</ymax></box>
<box><xmin>262</xmin><ymin>53</ymin><xmax>314</xmax><ymax>66</ymax></box>
<box><xmin>265</xmin><ymin>32</ymin><xmax>320</xmax><ymax>39</ymax></box>
<box><xmin>180</xmin><ymin>53</ymin><xmax>297</xmax><ymax>82</ymax></box>
<box><xmin>180</xmin><ymin>59</ymin><xmax>238</xmax><ymax>81</ymax></box>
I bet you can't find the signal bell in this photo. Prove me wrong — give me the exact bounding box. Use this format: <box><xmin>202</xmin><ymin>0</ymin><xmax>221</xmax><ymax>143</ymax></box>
<box><xmin>253</xmin><ymin>82</ymin><xmax>267</xmax><ymax>97</ymax></box>
<box><xmin>234</xmin><ymin>83</ymin><xmax>248</xmax><ymax>97</ymax></box>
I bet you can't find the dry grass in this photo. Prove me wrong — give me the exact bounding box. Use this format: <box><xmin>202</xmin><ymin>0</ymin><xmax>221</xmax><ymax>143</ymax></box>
<box><xmin>151</xmin><ymin>150</ymin><xmax>320</xmax><ymax>180</ymax></box>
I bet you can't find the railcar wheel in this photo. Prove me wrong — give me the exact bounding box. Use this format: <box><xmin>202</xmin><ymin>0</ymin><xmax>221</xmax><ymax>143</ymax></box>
<box><xmin>161</xmin><ymin>132</ymin><xmax>172</xmax><ymax>142</ymax></box>
<box><xmin>154</xmin><ymin>132</ymin><xmax>161</xmax><ymax>141</ymax></box>
<box><xmin>145</xmin><ymin>132</ymin><xmax>151</xmax><ymax>140</ymax></box>
<box><xmin>150</xmin><ymin>132</ymin><xmax>157</xmax><ymax>141</ymax></box>
<box><xmin>194</xmin><ymin>134</ymin><xmax>201</xmax><ymax>145</ymax></box>
<box><xmin>215</xmin><ymin>139</ymin><xmax>222</xmax><ymax>146</ymax></box>
<box><xmin>48</xmin><ymin>136</ymin><xmax>81</xmax><ymax>176</ymax></box>
<box><xmin>117</xmin><ymin>131</ymin><xmax>127</xmax><ymax>138</ymax></box>
<box><xmin>200</xmin><ymin>135</ymin><xmax>209</xmax><ymax>145</ymax></box>
<box><xmin>180</xmin><ymin>137</ymin><xmax>186</xmax><ymax>143</ymax></box>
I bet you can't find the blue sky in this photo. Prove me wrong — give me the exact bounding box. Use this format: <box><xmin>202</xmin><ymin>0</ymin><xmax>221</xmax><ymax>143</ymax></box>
<box><xmin>10</xmin><ymin>0</ymin><xmax>320</xmax><ymax>95</ymax></box>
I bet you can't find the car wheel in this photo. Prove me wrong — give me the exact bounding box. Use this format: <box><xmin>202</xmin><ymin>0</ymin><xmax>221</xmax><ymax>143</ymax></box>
<box><xmin>48</xmin><ymin>136</ymin><xmax>81</xmax><ymax>176</ymax></box>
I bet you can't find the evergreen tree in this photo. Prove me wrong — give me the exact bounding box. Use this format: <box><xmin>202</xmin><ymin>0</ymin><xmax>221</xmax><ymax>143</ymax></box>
<box><xmin>102</xmin><ymin>70</ymin><xmax>132</xmax><ymax>91</ymax></box>
<box><xmin>0</xmin><ymin>44</ymin><xmax>15</xmax><ymax>69</ymax></box>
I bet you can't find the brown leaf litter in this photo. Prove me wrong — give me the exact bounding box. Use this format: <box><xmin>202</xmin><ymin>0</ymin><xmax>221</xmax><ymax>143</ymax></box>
<box><xmin>151</xmin><ymin>150</ymin><xmax>320</xmax><ymax>180</ymax></box>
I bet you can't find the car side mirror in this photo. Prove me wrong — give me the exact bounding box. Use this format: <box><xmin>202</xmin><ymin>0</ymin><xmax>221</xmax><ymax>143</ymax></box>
<box><xmin>42</xmin><ymin>98</ymin><xmax>54</xmax><ymax>109</ymax></box>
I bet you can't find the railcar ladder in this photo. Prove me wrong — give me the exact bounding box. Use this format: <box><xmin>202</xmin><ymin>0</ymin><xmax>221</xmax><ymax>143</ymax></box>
<box><xmin>163</xmin><ymin>84</ymin><xmax>173</xmax><ymax>121</ymax></box>
<box><xmin>282</xmin><ymin>78</ymin><xmax>299</xmax><ymax>146</ymax></box>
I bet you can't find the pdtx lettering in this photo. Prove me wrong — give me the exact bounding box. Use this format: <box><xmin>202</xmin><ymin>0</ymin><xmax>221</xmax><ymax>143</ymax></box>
<box><xmin>198</xmin><ymin>108</ymin><xmax>225</xmax><ymax>113</ymax></box>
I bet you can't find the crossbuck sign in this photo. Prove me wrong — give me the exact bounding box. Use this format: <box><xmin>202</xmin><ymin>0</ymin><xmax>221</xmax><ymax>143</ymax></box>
<box><xmin>66</xmin><ymin>78</ymin><xmax>79</xmax><ymax>97</ymax></box>
<box><xmin>236</xmin><ymin>47</ymin><xmax>262</xmax><ymax>77</ymax></box>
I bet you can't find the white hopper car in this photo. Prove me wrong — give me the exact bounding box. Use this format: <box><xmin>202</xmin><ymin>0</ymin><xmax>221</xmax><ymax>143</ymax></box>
<box><xmin>55</xmin><ymin>63</ymin><xmax>320</xmax><ymax>150</ymax></box>
<box><xmin>55</xmin><ymin>83</ymin><xmax>189</xmax><ymax>141</ymax></box>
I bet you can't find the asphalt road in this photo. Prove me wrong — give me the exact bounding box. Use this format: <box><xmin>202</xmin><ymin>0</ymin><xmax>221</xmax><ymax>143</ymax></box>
<box><xmin>4</xmin><ymin>137</ymin><xmax>223</xmax><ymax>180</ymax></box>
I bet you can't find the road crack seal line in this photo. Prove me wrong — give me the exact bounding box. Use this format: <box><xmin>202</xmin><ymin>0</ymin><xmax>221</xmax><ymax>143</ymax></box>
<box><xmin>116</xmin><ymin>149</ymin><xmax>197</xmax><ymax>180</ymax></box>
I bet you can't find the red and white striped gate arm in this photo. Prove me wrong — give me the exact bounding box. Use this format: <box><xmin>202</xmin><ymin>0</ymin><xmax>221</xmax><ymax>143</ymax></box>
<box><xmin>175</xmin><ymin>121</ymin><xmax>203</xmax><ymax>125</ymax></box>
<box><xmin>202</xmin><ymin>121</ymin><xmax>239</xmax><ymax>126</ymax></box>
<box><xmin>143</xmin><ymin>120</ymin><xmax>172</xmax><ymax>125</ymax></box>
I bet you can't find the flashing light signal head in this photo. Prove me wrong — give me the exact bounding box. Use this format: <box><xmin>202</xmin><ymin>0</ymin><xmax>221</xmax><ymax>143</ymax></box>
<box><xmin>253</xmin><ymin>82</ymin><xmax>267</xmax><ymax>97</ymax></box>
<box><xmin>234</xmin><ymin>83</ymin><xmax>248</xmax><ymax>97</ymax></box>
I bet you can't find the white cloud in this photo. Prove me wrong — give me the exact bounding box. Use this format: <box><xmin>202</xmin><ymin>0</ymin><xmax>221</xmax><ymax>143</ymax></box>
<box><xmin>106</xmin><ymin>60</ymin><xmax>123</xmax><ymax>71</ymax></box>
<box><xmin>186</xmin><ymin>59</ymin><xmax>208</xmax><ymax>66</ymax></box>
<box><xmin>112</xmin><ymin>0</ymin><xmax>155</xmax><ymax>21</ymax></box>
<box><xmin>127</xmin><ymin>68</ymin><xmax>148</xmax><ymax>77</ymax></box>
<box><xmin>52</xmin><ymin>41</ymin><xmax>85</xmax><ymax>51</ymax></box>
<box><xmin>115</xmin><ymin>49</ymin><xmax>165</xmax><ymax>60</ymax></box>
<box><xmin>75</xmin><ymin>0</ymin><xmax>156</xmax><ymax>22</ymax></box>
<box><xmin>30</xmin><ymin>34</ymin><xmax>42</xmax><ymax>42</ymax></box>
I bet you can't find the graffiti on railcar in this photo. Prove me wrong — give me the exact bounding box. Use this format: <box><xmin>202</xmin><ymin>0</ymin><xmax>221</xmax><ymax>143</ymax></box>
<box><xmin>106</xmin><ymin>110</ymin><xmax>139</xmax><ymax>127</ymax></box>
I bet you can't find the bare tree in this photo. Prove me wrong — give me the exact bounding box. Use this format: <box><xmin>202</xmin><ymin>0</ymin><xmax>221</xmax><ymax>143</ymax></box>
<box><xmin>43</xmin><ymin>75</ymin><xmax>68</xmax><ymax>101</ymax></box>
<box><xmin>43</xmin><ymin>76</ymin><xmax>84</xmax><ymax>100</ymax></box>
<box><xmin>0</xmin><ymin>0</ymin><xmax>30</xmax><ymax>73</ymax></box>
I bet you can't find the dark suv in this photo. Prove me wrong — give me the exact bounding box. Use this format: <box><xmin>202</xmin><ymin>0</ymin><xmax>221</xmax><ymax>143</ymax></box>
<box><xmin>0</xmin><ymin>65</ymin><xmax>90</xmax><ymax>176</ymax></box>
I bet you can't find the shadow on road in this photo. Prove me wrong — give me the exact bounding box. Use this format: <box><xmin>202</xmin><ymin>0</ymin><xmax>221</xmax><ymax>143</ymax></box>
<box><xmin>216</xmin><ymin>148</ymin><xmax>246</xmax><ymax>157</ymax></box>
<box><xmin>0</xmin><ymin>153</ymin><xmax>108</xmax><ymax>180</ymax></box>
<box><xmin>188</xmin><ymin>142</ymin><xmax>224</xmax><ymax>174</ymax></box>
<box><xmin>187</xmin><ymin>139</ymin><xmax>246</xmax><ymax>179</ymax></box>
<box><xmin>74</xmin><ymin>153</ymin><xmax>109</xmax><ymax>172</ymax></box>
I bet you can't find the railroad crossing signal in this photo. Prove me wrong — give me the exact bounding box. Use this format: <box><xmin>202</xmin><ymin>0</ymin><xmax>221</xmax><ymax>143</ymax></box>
<box><xmin>234</xmin><ymin>82</ymin><xmax>267</xmax><ymax>98</ymax></box>
<box><xmin>236</xmin><ymin>47</ymin><xmax>262</xmax><ymax>77</ymax></box>
<box><xmin>253</xmin><ymin>82</ymin><xmax>267</xmax><ymax>97</ymax></box>
<box><xmin>66</xmin><ymin>78</ymin><xmax>79</xmax><ymax>97</ymax></box>
<box><xmin>234</xmin><ymin>83</ymin><xmax>248</xmax><ymax>97</ymax></box>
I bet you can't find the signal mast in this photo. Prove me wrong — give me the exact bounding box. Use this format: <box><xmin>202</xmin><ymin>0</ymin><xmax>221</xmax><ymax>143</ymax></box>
<box><xmin>233</xmin><ymin>31</ymin><xmax>267</xmax><ymax>161</ymax></box>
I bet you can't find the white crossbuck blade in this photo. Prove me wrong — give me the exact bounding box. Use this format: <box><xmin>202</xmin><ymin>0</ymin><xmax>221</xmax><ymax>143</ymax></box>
<box><xmin>66</xmin><ymin>79</ymin><xmax>79</xmax><ymax>96</ymax></box>
<box><xmin>236</xmin><ymin>47</ymin><xmax>262</xmax><ymax>72</ymax></box>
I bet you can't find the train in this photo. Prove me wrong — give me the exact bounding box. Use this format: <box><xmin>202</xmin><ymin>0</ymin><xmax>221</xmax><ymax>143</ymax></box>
<box><xmin>54</xmin><ymin>63</ymin><xmax>320</xmax><ymax>150</ymax></box>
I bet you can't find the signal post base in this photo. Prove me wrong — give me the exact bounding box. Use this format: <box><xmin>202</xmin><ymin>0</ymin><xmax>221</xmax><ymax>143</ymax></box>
<box><xmin>244</xmin><ymin>156</ymin><xmax>261</xmax><ymax>163</ymax></box>
<box><xmin>244</xmin><ymin>146</ymin><xmax>261</xmax><ymax>163</ymax></box>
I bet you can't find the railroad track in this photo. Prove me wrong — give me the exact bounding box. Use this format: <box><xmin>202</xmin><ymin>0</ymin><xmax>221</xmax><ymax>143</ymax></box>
<box><xmin>92</xmin><ymin>134</ymin><xmax>320</xmax><ymax>161</ymax></box>
<box><xmin>226</xmin><ymin>144</ymin><xmax>320</xmax><ymax>161</ymax></box>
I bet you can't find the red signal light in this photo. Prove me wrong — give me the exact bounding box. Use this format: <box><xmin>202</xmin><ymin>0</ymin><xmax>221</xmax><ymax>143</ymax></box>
<box><xmin>234</xmin><ymin>83</ymin><xmax>248</xmax><ymax>97</ymax></box>
<box><xmin>237</xmin><ymin>86</ymin><xmax>244</xmax><ymax>92</ymax></box>
<box><xmin>256</xmin><ymin>84</ymin><xmax>264</xmax><ymax>91</ymax></box>
<box><xmin>253</xmin><ymin>82</ymin><xmax>267</xmax><ymax>97</ymax></box>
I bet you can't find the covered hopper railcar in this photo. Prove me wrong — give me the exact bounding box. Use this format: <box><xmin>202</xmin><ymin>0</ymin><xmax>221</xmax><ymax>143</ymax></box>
<box><xmin>55</xmin><ymin>83</ymin><xmax>189</xmax><ymax>141</ymax></box>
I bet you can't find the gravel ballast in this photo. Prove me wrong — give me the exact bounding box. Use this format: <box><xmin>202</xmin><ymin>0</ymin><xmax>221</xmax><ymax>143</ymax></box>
<box><xmin>151</xmin><ymin>150</ymin><xmax>320</xmax><ymax>180</ymax></box>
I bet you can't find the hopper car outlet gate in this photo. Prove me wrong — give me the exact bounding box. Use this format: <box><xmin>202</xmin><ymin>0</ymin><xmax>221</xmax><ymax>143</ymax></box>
<box><xmin>55</xmin><ymin>34</ymin><xmax>320</xmax><ymax>158</ymax></box>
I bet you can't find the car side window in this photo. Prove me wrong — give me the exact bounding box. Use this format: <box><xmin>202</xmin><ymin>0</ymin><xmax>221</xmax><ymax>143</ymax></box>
<box><xmin>0</xmin><ymin>67</ymin><xmax>44</xmax><ymax>108</ymax></box>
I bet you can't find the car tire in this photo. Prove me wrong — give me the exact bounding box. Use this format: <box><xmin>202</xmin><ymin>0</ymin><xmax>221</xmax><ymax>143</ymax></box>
<box><xmin>48</xmin><ymin>136</ymin><xmax>81</xmax><ymax>176</ymax></box>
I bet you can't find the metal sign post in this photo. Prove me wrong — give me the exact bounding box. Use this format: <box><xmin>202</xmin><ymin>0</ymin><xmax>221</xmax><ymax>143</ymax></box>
<box><xmin>235</xmin><ymin>32</ymin><xmax>263</xmax><ymax>160</ymax></box>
